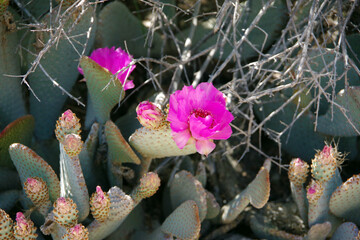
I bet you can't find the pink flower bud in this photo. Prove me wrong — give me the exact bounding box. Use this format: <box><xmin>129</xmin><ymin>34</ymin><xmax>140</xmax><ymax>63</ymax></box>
<box><xmin>24</xmin><ymin>177</ymin><xmax>49</xmax><ymax>205</ymax></box>
<box><xmin>136</xmin><ymin>101</ymin><xmax>164</xmax><ymax>129</ymax></box>
<box><xmin>288</xmin><ymin>158</ymin><xmax>309</xmax><ymax>186</ymax></box>
<box><xmin>90</xmin><ymin>186</ymin><xmax>110</xmax><ymax>222</ymax></box>
<box><xmin>14</xmin><ymin>212</ymin><xmax>37</xmax><ymax>238</ymax></box>
<box><xmin>55</xmin><ymin>109</ymin><xmax>81</xmax><ymax>143</ymax></box>
<box><xmin>64</xmin><ymin>224</ymin><xmax>89</xmax><ymax>240</ymax></box>
<box><xmin>63</xmin><ymin>134</ymin><xmax>83</xmax><ymax>157</ymax></box>
<box><xmin>53</xmin><ymin>197</ymin><xmax>78</xmax><ymax>228</ymax></box>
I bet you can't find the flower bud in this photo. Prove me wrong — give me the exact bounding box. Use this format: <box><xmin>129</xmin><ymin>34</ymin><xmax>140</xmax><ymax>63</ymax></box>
<box><xmin>90</xmin><ymin>186</ymin><xmax>110</xmax><ymax>222</ymax></box>
<box><xmin>55</xmin><ymin>109</ymin><xmax>81</xmax><ymax>143</ymax></box>
<box><xmin>53</xmin><ymin>197</ymin><xmax>78</xmax><ymax>228</ymax></box>
<box><xmin>63</xmin><ymin>134</ymin><xmax>83</xmax><ymax>157</ymax></box>
<box><xmin>311</xmin><ymin>144</ymin><xmax>343</xmax><ymax>183</ymax></box>
<box><xmin>24</xmin><ymin>177</ymin><xmax>49</xmax><ymax>205</ymax></box>
<box><xmin>288</xmin><ymin>158</ymin><xmax>309</xmax><ymax>186</ymax></box>
<box><xmin>131</xmin><ymin>172</ymin><xmax>161</xmax><ymax>203</ymax></box>
<box><xmin>136</xmin><ymin>101</ymin><xmax>164</xmax><ymax>129</ymax></box>
<box><xmin>63</xmin><ymin>224</ymin><xmax>89</xmax><ymax>240</ymax></box>
<box><xmin>14</xmin><ymin>212</ymin><xmax>37</xmax><ymax>239</ymax></box>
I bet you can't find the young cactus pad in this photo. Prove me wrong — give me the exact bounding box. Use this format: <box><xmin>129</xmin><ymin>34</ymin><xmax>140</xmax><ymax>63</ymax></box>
<box><xmin>9</xmin><ymin>143</ymin><xmax>60</xmax><ymax>202</ymax></box>
<box><xmin>221</xmin><ymin>159</ymin><xmax>271</xmax><ymax>223</ymax></box>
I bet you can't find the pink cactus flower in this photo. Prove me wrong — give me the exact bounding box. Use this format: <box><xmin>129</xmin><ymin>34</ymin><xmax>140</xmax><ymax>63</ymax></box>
<box><xmin>79</xmin><ymin>47</ymin><xmax>135</xmax><ymax>90</ymax></box>
<box><xmin>136</xmin><ymin>101</ymin><xmax>164</xmax><ymax>129</ymax></box>
<box><xmin>167</xmin><ymin>82</ymin><xmax>234</xmax><ymax>155</ymax></box>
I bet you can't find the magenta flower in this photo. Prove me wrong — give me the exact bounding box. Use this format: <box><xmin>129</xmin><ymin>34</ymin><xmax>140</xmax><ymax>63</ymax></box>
<box><xmin>167</xmin><ymin>82</ymin><xmax>234</xmax><ymax>155</ymax></box>
<box><xmin>79</xmin><ymin>47</ymin><xmax>135</xmax><ymax>90</ymax></box>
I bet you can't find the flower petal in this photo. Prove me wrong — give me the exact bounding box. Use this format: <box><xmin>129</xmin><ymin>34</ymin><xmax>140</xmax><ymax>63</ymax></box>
<box><xmin>172</xmin><ymin>129</ymin><xmax>192</xmax><ymax>149</ymax></box>
<box><xmin>195</xmin><ymin>139</ymin><xmax>216</xmax><ymax>156</ymax></box>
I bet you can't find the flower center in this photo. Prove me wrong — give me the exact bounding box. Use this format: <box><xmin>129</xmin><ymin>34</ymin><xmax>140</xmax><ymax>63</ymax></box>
<box><xmin>192</xmin><ymin>109</ymin><xmax>211</xmax><ymax>118</ymax></box>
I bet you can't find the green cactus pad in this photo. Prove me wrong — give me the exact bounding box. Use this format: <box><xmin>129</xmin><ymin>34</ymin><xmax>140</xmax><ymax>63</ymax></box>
<box><xmin>79</xmin><ymin>122</ymin><xmax>100</xmax><ymax>192</ymax></box>
<box><xmin>0</xmin><ymin>11</ymin><xmax>26</xmax><ymax>131</ymax></box>
<box><xmin>170</xmin><ymin>170</ymin><xmax>207</xmax><ymax>221</ymax></box>
<box><xmin>28</xmin><ymin>5</ymin><xmax>96</xmax><ymax>139</ymax></box>
<box><xmin>205</xmin><ymin>190</ymin><xmax>220</xmax><ymax>219</ymax></box>
<box><xmin>0</xmin><ymin>115</ymin><xmax>34</xmax><ymax>168</ymax></box>
<box><xmin>9</xmin><ymin>143</ymin><xmax>60</xmax><ymax>202</ymax></box>
<box><xmin>105</xmin><ymin>120</ymin><xmax>141</xmax><ymax>165</ymax></box>
<box><xmin>177</xmin><ymin>0</ymin><xmax>286</xmax><ymax>62</ymax></box>
<box><xmin>80</xmin><ymin>56</ymin><xmax>125</xmax><ymax>124</ymax></box>
<box><xmin>316</xmin><ymin>87</ymin><xmax>360</xmax><ymax>136</ymax></box>
<box><xmin>305</xmin><ymin>222</ymin><xmax>332</xmax><ymax>240</ymax></box>
<box><xmin>331</xmin><ymin>222</ymin><xmax>359</xmax><ymax>240</ymax></box>
<box><xmin>59</xmin><ymin>143</ymin><xmax>89</xmax><ymax>221</ymax></box>
<box><xmin>0</xmin><ymin>190</ymin><xmax>21</xmax><ymax>212</ymax></box>
<box><xmin>96</xmin><ymin>1</ymin><xmax>162</xmax><ymax>57</ymax></box>
<box><xmin>161</xmin><ymin>200</ymin><xmax>201</xmax><ymax>240</ymax></box>
<box><xmin>254</xmin><ymin>92</ymin><xmax>358</xmax><ymax>161</ymax></box>
<box><xmin>221</xmin><ymin>159</ymin><xmax>271</xmax><ymax>223</ymax></box>
<box><xmin>129</xmin><ymin>125</ymin><xmax>197</xmax><ymax>158</ymax></box>
<box><xmin>195</xmin><ymin>161</ymin><xmax>206</xmax><ymax>187</ymax></box>
<box><xmin>329</xmin><ymin>174</ymin><xmax>360</xmax><ymax>225</ymax></box>
<box><xmin>347</xmin><ymin>34</ymin><xmax>360</xmax><ymax>69</ymax></box>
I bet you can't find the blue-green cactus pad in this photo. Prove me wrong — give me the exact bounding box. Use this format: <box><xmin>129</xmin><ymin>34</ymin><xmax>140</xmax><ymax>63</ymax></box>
<box><xmin>331</xmin><ymin>222</ymin><xmax>359</xmax><ymax>240</ymax></box>
<box><xmin>169</xmin><ymin>170</ymin><xmax>207</xmax><ymax>221</ymax></box>
<box><xmin>329</xmin><ymin>174</ymin><xmax>360</xmax><ymax>225</ymax></box>
<box><xmin>0</xmin><ymin>18</ymin><xmax>26</xmax><ymax>130</ymax></box>
<box><xmin>96</xmin><ymin>1</ymin><xmax>162</xmax><ymax>57</ymax></box>
<box><xmin>316</xmin><ymin>87</ymin><xmax>360</xmax><ymax>136</ymax></box>
<box><xmin>9</xmin><ymin>143</ymin><xmax>60</xmax><ymax>202</ymax></box>
<box><xmin>161</xmin><ymin>200</ymin><xmax>201</xmax><ymax>240</ymax></box>
<box><xmin>28</xmin><ymin>5</ymin><xmax>96</xmax><ymax>139</ymax></box>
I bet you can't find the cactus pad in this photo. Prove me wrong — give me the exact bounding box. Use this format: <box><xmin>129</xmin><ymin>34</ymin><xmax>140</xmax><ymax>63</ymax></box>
<box><xmin>9</xmin><ymin>143</ymin><xmax>60</xmax><ymax>202</ymax></box>
<box><xmin>161</xmin><ymin>200</ymin><xmax>201</xmax><ymax>240</ymax></box>
<box><xmin>221</xmin><ymin>159</ymin><xmax>271</xmax><ymax>223</ymax></box>
<box><xmin>329</xmin><ymin>174</ymin><xmax>360</xmax><ymax>225</ymax></box>
<box><xmin>205</xmin><ymin>190</ymin><xmax>220</xmax><ymax>219</ymax></box>
<box><xmin>331</xmin><ymin>222</ymin><xmax>359</xmax><ymax>240</ymax></box>
<box><xmin>129</xmin><ymin>125</ymin><xmax>197</xmax><ymax>158</ymax></box>
<box><xmin>80</xmin><ymin>56</ymin><xmax>125</xmax><ymax>124</ymax></box>
<box><xmin>170</xmin><ymin>170</ymin><xmax>207</xmax><ymax>221</ymax></box>
<box><xmin>105</xmin><ymin>120</ymin><xmax>141</xmax><ymax>165</ymax></box>
<box><xmin>0</xmin><ymin>115</ymin><xmax>34</xmax><ymax>168</ymax></box>
<box><xmin>316</xmin><ymin>87</ymin><xmax>360</xmax><ymax>137</ymax></box>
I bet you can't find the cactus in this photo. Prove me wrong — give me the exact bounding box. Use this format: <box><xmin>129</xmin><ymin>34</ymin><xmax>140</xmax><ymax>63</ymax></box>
<box><xmin>1</xmin><ymin>0</ymin><xmax>360</xmax><ymax>239</ymax></box>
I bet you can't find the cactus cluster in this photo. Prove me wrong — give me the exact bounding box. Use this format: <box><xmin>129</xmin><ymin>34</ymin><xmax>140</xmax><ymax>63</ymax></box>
<box><xmin>1</xmin><ymin>0</ymin><xmax>360</xmax><ymax>239</ymax></box>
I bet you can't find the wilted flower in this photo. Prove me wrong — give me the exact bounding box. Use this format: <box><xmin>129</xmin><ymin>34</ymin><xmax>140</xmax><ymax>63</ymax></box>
<box><xmin>167</xmin><ymin>82</ymin><xmax>234</xmax><ymax>155</ymax></box>
<box><xmin>79</xmin><ymin>47</ymin><xmax>135</xmax><ymax>90</ymax></box>
<box><xmin>136</xmin><ymin>101</ymin><xmax>164</xmax><ymax>129</ymax></box>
